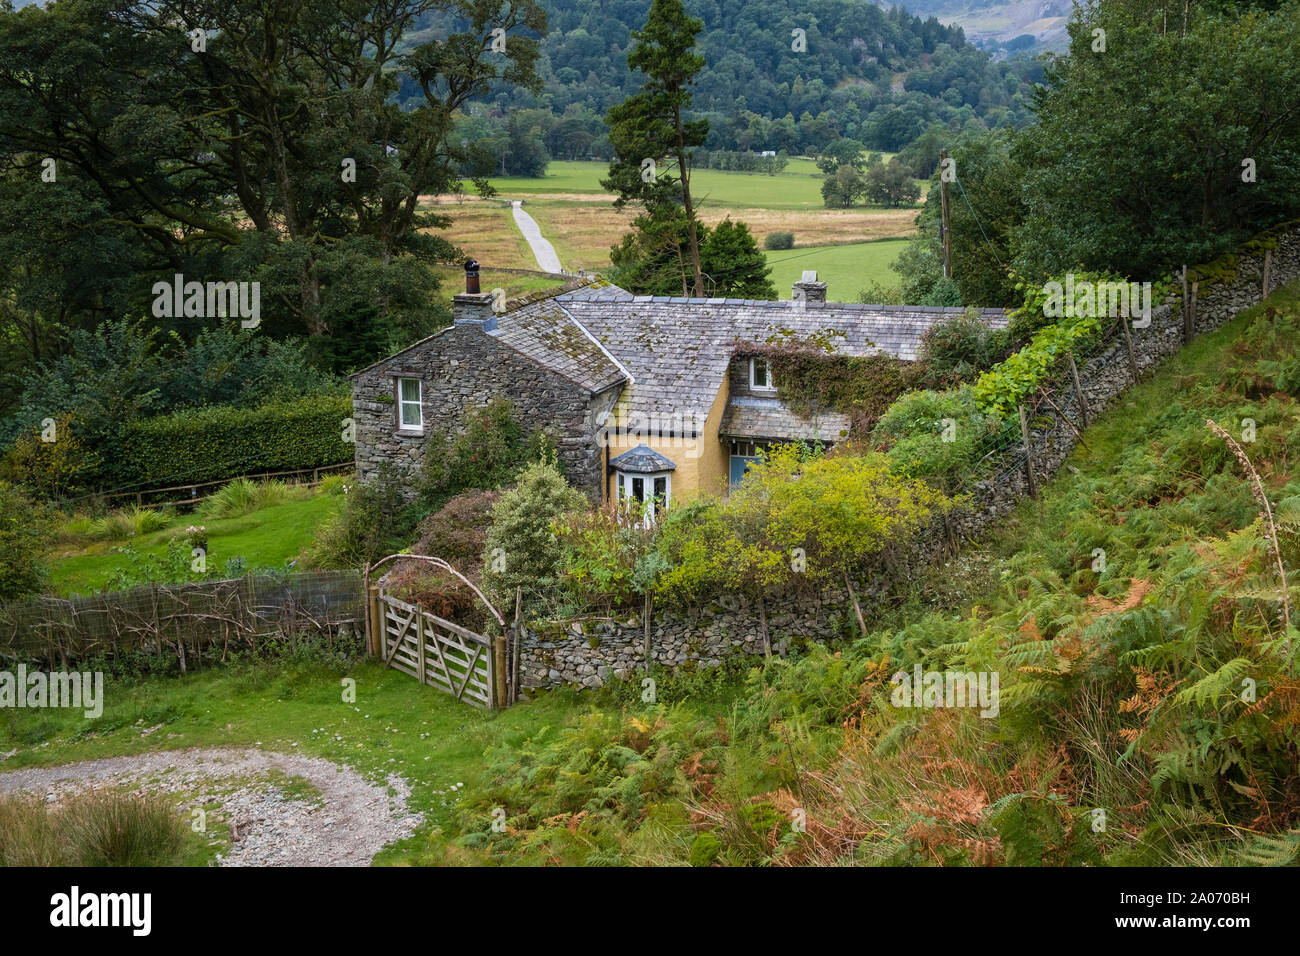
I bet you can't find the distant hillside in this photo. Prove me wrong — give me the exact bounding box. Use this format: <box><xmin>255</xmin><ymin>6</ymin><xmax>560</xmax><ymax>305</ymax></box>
<box><xmin>410</xmin><ymin>0</ymin><xmax>1044</xmax><ymax>155</ymax></box>
<box><xmin>882</xmin><ymin>0</ymin><xmax>1073</xmax><ymax>54</ymax></box>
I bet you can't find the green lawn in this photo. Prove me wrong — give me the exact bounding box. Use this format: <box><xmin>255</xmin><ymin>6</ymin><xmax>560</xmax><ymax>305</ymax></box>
<box><xmin>48</xmin><ymin>493</ymin><xmax>342</xmax><ymax>596</ymax></box>
<box><xmin>765</xmin><ymin>238</ymin><xmax>907</xmax><ymax>299</ymax></box>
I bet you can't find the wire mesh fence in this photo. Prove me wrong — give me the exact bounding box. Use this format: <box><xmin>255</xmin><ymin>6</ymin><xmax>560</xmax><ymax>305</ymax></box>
<box><xmin>0</xmin><ymin>570</ymin><xmax>364</xmax><ymax>666</ymax></box>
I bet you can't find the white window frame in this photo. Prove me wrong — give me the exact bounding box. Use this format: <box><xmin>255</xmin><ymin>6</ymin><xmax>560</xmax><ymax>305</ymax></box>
<box><xmin>615</xmin><ymin>470</ymin><xmax>672</xmax><ymax>524</ymax></box>
<box><xmin>749</xmin><ymin>357</ymin><xmax>775</xmax><ymax>392</ymax></box>
<box><xmin>396</xmin><ymin>377</ymin><xmax>423</xmax><ymax>432</ymax></box>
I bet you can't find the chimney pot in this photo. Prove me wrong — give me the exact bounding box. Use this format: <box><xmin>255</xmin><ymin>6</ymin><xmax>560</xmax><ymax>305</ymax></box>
<box><xmin>464</xmin><ymin>258</ymin><xmax>480</xmax><ymax>294</ymax></box>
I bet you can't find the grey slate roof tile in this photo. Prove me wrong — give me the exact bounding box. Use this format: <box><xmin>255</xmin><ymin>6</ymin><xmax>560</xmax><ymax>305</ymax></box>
<box><xmin>720</xmin><ymin>397</ymin><xmax>851</xmax><ymax>443</ymax></box>
<box><xmin>487</xmin><ymin>299</ymin><xmax>625</xmax><ymax>394</ymax></box>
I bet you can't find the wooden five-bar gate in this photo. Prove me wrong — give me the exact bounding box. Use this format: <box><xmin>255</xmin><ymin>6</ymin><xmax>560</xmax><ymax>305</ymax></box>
<box><xmin>373</xmin><ymin>593</ymin><xmax>499</xmax><ymax>708</ymax></box>
<box><xmin>364</xmin><ymin>554</ymin><xmax>518</xmax><ymax>710</ymax></box>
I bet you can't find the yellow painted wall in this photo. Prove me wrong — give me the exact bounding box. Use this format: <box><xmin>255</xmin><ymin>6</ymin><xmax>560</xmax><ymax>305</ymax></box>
<box><xmin>602</xmin><ymin>378</ymin><xmax>730</xmax><ymax>505</ymax></box>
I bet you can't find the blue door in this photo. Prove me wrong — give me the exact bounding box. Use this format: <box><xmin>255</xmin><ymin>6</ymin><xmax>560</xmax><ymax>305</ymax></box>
<box><xmin>729</xmin><ymin>455</ymin><xmax>759</xmax><ymax>491</ymax></box>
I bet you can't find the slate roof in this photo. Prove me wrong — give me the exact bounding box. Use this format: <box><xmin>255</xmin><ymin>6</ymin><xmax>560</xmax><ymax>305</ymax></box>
<box><xmin>608</xmin><ymin>444</ymin><xmax>678</xmax><ymax>473</ymax></box>
<box><xmin>546</xmin><ymin>289</ymin><xmax>1008</xmax><ymax>425</ymax></box>
<box><xmin>720</xmin><ymin>397</ymin><xmax>851</xmax><ymax>443</ymax></box>
<box><xmin>487</xmin><ymin>298</ymin><xmax>626</xmax><ymax>394</ymax></box>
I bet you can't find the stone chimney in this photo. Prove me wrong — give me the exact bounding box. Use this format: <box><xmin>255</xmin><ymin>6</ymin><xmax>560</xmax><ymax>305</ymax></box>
<box><xmin>453</xmin><ymin>257</ymin><xmax>497</xmax><ymax>329</ymax></box>
<box><xmin>792</xmin><ymin>270</ymin><xmax>827</xmax><ymax>303</ymax></box>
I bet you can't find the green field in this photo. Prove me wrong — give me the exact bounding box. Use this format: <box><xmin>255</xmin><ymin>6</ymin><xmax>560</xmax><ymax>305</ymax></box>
<box><xmin>48</xmin><ymin>493</ymin><xmax>342</xmax><ymax>596</ymax></box>
<box><xmin>487</xmin><ymin>158</ymin><xmax>919</xmax><ymax>212</ymax></box>
<box><xmin>765</xmin><ymin>239</ymin><xmax>907</xmax><ymax>299</ymax></box>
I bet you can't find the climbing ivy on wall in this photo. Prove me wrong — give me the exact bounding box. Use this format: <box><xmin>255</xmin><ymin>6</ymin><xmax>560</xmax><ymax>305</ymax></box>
<box><xmin>735</xmin><ymin>340</ymin><xmax>920</xmax><ymax>436</ymax></box>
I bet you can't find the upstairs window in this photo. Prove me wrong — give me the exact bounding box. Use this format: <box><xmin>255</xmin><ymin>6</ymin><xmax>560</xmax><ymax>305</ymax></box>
<box><xmin>397</xmin><ymin>377</ymin><xmax>423</xmax><ymax>431</ymax></box>
<box><xmin>749</xmin><ymin>357</ymin><xmax>775</xmax><ymax>391</ymax></box>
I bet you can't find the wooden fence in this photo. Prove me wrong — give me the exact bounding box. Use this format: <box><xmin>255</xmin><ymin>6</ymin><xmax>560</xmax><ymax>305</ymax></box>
<box><xmin>60</xmin><ymin>462</ymin><xmax>354</xmax><ymax>510</ymax></box>
<box><xmin>0</xmin><ymin>570</ymin><xmax>364</xmax><ymax>667</ymax></box>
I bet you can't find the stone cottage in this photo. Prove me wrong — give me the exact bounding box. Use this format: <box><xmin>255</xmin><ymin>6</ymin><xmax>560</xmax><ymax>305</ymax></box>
<box><xmin>350</xmin><ymin>262</ymin><xmax>1009</xmax><ymax>506</ymax></box>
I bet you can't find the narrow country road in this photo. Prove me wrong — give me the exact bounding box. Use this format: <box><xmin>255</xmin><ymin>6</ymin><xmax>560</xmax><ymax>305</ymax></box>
<box><xmin>511</xmin><ymin>200</ymin><xmax>564</xmax><ymax>274</ymax></box>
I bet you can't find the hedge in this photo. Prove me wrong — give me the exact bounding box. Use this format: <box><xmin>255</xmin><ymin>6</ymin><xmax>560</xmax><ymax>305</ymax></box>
<box><xmin>112</xmin><ymin>394</ymin><xmax>353</xmax><ymax>489</ymax></box>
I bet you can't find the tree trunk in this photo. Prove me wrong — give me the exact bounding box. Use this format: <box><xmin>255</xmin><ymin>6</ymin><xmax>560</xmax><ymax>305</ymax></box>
<box><xmin>673</xmin><ymin>106</ymin><xmax>705</xmax><ymax>296</ymax></box>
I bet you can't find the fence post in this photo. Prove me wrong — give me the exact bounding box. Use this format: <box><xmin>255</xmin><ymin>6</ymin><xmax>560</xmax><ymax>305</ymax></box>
<box><xmin>1120</xmin><ymin>318</ymin><xmax>1139</xmax><ymax>382</ymax></box>
<box><xmin>1067</xmin><ymin>353</ymin><xmax>1089</xmax><ymax>429</ymax></box>
<box><xmin>643</xmin><ymin>591</ymin><xmax>653</xmax><ymax>673</ymax></box>
<box><xmin>1181</xmin><ymin>264</ymin><xmax>1191</xmax><ymax>345</ymax></box>
<box><xmin>493</xmin><ymin>635</ymin><xmax>508</xmax><ymax>710</ymax></box>
<box><xmin>367</xmin><ymin>586</ymin><xmax>382</xmax><ymax>656</ymax></box>
<box><xmin>1018</xmin><ymin>404</ymin><xmax>1038</xmax><ymax>500</ymax></box>
<box><xmin>1189</xmin><ymin>279</ymin><xmax>1199</xmax><ymax>336</ymax></box>
<box><xmin>1262</xmin><ymin>249</ymin><xmax>1272</xmax><ymax>299</ymax></box>
<box><xmin>512</xmin><ymin>586</ymin><xmax>523</xmax><ymax>704</ymax></box>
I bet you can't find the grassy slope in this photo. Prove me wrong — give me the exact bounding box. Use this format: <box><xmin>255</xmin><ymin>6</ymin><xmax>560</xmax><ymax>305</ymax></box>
<box><xmin>0</xmin><ymin>656</ymin><xmax>737</xmax><ymax>866</ymax></box>
<box><xmin>47</xmin><ymin>493</ymin><xmax>341</xmax><ymax>596</ymax></box>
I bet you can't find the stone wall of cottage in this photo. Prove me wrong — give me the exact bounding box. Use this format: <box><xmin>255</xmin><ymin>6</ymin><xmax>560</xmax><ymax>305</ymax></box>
<box><xmin>517</xmin><ymin>228</ymin><xmax>1300</xmax><ymax>691</ymax></box>
<box><xmin>351</xmin><ymin>323</ymin><xmax>612</xmax><ymax>497</ymax></box>
<box><xmin>726</xmin><ymin>354</ymin><xmax>774</xmax><ymax>400</ymax></box>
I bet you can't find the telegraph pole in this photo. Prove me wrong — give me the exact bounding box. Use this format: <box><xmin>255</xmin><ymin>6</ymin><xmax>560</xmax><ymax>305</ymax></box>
<box><xmin>939</xmin><ymin>148</ymin><xmax>952</xmax><ymax>280</ymax></box>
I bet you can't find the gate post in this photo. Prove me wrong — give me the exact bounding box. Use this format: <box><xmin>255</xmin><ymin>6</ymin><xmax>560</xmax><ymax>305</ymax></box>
<box><xmin>493</xmin><ymin>635</ymin><xmax>508</xmax><ymax>709</ymax></box>
<box><xmin>367</xmin><ymin>586</ymin><xmax>383</xmax><ymax>656</ymax></box>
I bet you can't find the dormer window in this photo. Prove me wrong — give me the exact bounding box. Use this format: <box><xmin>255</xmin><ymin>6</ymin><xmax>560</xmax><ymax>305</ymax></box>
<box><xmin>750</xmin><ymin>357</ymin><xmax>775</xmax><ymax>391</ymax></box>
<box><xmin>397</xmin><ymin>377</ymin><xmax>423</xmax><ymax>432</ymax></box>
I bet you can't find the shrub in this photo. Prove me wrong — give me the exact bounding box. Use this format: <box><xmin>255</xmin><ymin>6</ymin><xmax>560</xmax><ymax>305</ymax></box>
<box><xmin>385</xmin><ymin>564</ymin><xmax>487</xmax><ymax>626</ymax></box>
<box><xmin>764</xmin><ymin>232</ymin><xmax>794</xmax><ymax>250</ymax></box>
<box><xmin>482</xmin><ymin>457</ymin><xmax>587</xmax><ymax>607</ymax></box>
<box><xmin>857</xmin><ymin>281</ymin><xmax>905</xmax><ymax>305</ymax></box>
<box><xmin>0</xmin><ymin>482</ymin><xmax>51</xmax><ymax>601</ymax></box>
<box><xmin>319</xmin><ymin>472</ymin><xmax>351</xmax><ymax>496</ymax></box>
<box><xmin>88</xmin><ymin>504</ymin><xmax>172</xmax><ymax>541</ymax></box>
<box><xmin>872</xmin><ymin>386</ymin><xmax>1007</xmax><ymax>492</ymax></box>
<box><xmin>114</xmin><ymin>395</ymin><xmax>353</xmax><ymax>489</ymax></box>
<box><xmin>307</xmin><ymin>464</ymin><xmax>410</xmax><ymax>569</ymax></box>
<box><xmin>417</xmin><ymin>398</ymin><xmax>552</xmax><ymax>513</ymax></box>
<box><xmin>556</xmin><ymin>504</ymin><xmax>661</xmax><ymax>614</ymax></box>
<box><xmin>0</xmin><ymin>413</ymin><xmax>100</xmax><ymax>499</ymax></box>
<box><xmin>918</xmin><ymin>309</ymin><xmax>1011</xmax><ymax>386</ymax></box>
<box><xmin>655</xmin><ymin>445</ymin><xmax>951</xmax><ymax>625</ymax></box>
<box><xmin>412</xmin><ymin>489</ymin><xmax>501</xmax><ymax>573</ymax></box>
<box><xmin>199</xmin><ymin>477</ymin><xmax>307</xmax><ymax>519</ymax></box>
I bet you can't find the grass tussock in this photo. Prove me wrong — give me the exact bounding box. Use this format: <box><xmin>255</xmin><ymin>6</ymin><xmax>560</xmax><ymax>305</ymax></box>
<box><xmin>198</xmin><ymin>477</ymin><xmax>312</xmax><ymax>519</ymax></box>
<box><xmin>0</xmin><ymin>789</ymin><xmax>185</xmax><ymax>866</ymax></box>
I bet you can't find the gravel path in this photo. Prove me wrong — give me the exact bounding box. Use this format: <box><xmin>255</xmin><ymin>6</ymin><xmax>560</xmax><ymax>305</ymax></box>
<box><xmin>511</xmin><ymin>200</ymin><xmax>564</xmax><ymax>273</ymax></box>
<box><xmin>0</xmin><ymin>748</ymin><xmax>422</xmax><ymax>867</ymax></box>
